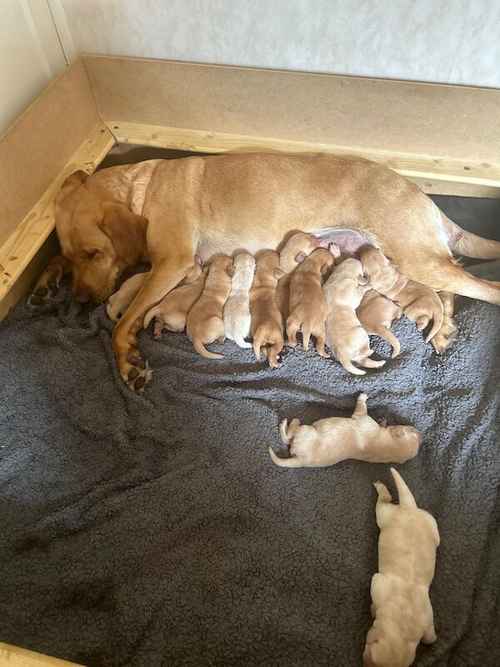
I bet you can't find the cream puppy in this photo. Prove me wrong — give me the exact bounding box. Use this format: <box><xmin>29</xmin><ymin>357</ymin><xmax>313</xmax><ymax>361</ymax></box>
<box><xmin>250</xmin><ymin>250</ymin><xmax>284</xmax><ymax>368</ymax></box>
<box><xmin>106</xmin><ymin>272</ymin><xmax>148</xmax><ymax>322</ymax></box>
<box><xmin>286</xmin><ymin>248</ymin><xmax>335</xmax><ymax>356</ymax></box>
<box><xmin>324</xmin><ymin>258</ymin><xmax>385</xmax><ymax>375</ymax></box>
<box><xmin>357</xmin><ymin>290</ymin><xmax>403</xmax><ymax>358</ymax></box>
<box><xmin>364</xmin><ymin>468</ymin><xmax>440</xmax><ymax>667</ymax></box>
<box><xmin>186</xmin><ymin>255</ymin><xmax>234</xmax><ymax>359</ymax></box>
<box><xmin>143</xmin><ymin>266</ymin><xmax>207</xmax><ymax>337</ymax></box>
<box><xmin>269</xmin><ymin>393</ymin><xmax>420</xmax><ymax>468</ymax></box>
<box><xmin>223</xmin><ymin>252</ymin><xmax>256</xmax><ymax>348</ymax></box>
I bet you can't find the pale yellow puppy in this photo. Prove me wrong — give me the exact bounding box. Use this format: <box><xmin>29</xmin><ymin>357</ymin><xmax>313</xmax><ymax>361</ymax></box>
<box><xmin>364</xmin><ymin>468</ymin><xmax>440</xmax><ymax>667</ymax></box>
<box><xmin>269</xmin><ymin>393</ymin><xmax>420</xmax><ymax>468</ymax></box>
<box><xmin>186</xmin><ymin>255</ymin><xmax>234</xmax><ymax>359</ymax></box>
<box><xmin>324</xmin><ymin>258</ymin><xmax>385</xmax><ymax>375</ymax></box>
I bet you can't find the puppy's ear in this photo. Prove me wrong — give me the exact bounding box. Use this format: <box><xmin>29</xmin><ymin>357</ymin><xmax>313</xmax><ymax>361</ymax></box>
<box><xmin>294</xmin><ymin>251</ymin><xmax>307</xmax><ymax>264</ymax></box>
<box><xmin>100</xmin><ymin>202</ymin><xmax>148</xmax><ymax>266</ymax></box>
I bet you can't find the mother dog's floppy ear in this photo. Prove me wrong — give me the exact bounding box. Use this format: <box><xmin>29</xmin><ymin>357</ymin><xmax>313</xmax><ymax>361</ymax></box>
<box><xmin>99</xmin><ymin>202</ymin><xmax>148</xmax><ymax>265</ymax></box>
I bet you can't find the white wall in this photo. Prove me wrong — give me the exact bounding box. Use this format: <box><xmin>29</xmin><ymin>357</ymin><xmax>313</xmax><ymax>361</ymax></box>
<box><xmin>0</xmin><ymin>1</ymin><xmax>67</xmax><ymax>134</ymax></box>
<box><xmin>60</xmin><ymin>0</ymin><xmax>500</xmax><ymax>88</ymax></box>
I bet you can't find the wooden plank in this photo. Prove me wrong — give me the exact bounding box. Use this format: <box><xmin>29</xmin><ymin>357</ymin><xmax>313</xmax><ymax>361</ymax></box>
<box><xmin>0</xmin><ymin>124</ymin><xmax>114</xmax><ymax>318</ymax></box>
<box><xmin>0</xmin><ymin>59</ymin><xmax>101</xmax><ymax>248</ymax></box>
<box><xmin>108</xmin><ymin>121</ymin><xmax>500</xmax><ymax>197</ymax></box>
<box><xmin>84</xmin><ymin>55</ymin><xmax>500</xmax><ymax>170</ymax></box>
<box><xmin>0</xmin><ymin>642</ymin><xmax>83</xmax><ymax>666</ymax></box>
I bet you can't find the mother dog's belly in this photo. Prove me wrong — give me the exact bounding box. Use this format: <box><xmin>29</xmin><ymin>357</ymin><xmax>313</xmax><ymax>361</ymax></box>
<box><xmin>196</xmin><ymin>225</ymin><xmax>377</xmax><ymax>261</ymax></box>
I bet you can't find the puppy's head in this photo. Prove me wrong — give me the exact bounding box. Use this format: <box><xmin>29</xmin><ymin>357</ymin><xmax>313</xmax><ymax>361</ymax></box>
<box><xmin>387</xmin><ymin>425</ymin><xmax>421</xmax><ymax>459</ymax></box>
<box><xmin>363</xmin><ymin>635</ymin><xmax>416</xmax><ymax>667</ymax></box>
<box><xmin>279</xmin><ymin>232</ymin><xmax>319</xmax><ymax>273</ymax></box>
<box><xmin>360</xmin><ymin>247</ymin><xmax>400</xmax><ymax>293</ymax></box>
<box><xmin>233</xmin><ymin>252</ymin><xmax>256</xmax><ymax>273</ymax></box>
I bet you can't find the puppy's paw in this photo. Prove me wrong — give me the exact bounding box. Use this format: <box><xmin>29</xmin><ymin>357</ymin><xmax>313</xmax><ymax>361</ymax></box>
<box><xmin>431</xmin><ymin>320</ymin><xmax>458</xmax><ymax>354</ymax></box>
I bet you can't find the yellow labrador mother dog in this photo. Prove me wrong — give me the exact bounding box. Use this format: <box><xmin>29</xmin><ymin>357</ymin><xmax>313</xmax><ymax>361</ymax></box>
<box><xmin>33</xmin><ymin>154</ymin><xmax>500</xmax><ymax>390</ymax></box>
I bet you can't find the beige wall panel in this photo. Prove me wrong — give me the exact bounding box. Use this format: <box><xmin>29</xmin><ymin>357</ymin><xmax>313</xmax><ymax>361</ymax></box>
<box><xmin>0</xmin><ymin>60</ymin><xmax>100</xmax><ymax>247</ymax></box>
<box><xmin>84</xmin><ymin>56</ymin><xmax>500</xmax><ymax>166</ymax></box>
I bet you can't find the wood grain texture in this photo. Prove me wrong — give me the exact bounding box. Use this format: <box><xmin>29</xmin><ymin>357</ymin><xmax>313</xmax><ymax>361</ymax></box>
<box><xmin>0</xmin><ymin>642</ymin><xmax>83</xmax><ymax>666</ymax></box>
<box><xmin>84</xmin><ymin>55</ymin><xmax>500</xmax><ymax>166</ymax></box>
<box><xmin>108</xmin><ymin>121</ymin><xmax>500</xmax><ymax>197</ymax></box>
<box><xmin>0</xmin><ymin>59</ymin><xmax>100</xmax><ymax>247</ymax></box>
<box><xmin>0</xmin><ymin>124</ymin><xmax>114</xmax><ymax>318</ymax></box>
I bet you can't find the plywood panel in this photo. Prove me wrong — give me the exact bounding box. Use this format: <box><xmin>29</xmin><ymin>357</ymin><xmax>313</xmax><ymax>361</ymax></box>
<box><xmin>0</xmin><ymin>124</ymin><xmax>114</xmax><ymax>317</ymax></box>
<box><xmin>108</xmin><ymin>121</ymin><xmax>500</xmax><ymax>198</ymax></box>
<box><xmin>0</xmin><ymin>641</ymin><xmax>83</xmax><ymax>666</ymax></box>
<box><xmin>84</xmin><ymin>56</ymin><xmax>500</xmax><ymax>166</ymax></box>
<box><xmin>0</xmin><ymin>59</ymin><xmax>101</xmax><ymax>247</ymax></box>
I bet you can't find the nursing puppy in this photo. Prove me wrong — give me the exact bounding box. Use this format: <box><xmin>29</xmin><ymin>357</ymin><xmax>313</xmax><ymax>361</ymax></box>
<box><xmin>106</xmin><ymin>271</ymin><xmax>148</xmax><ymax>322</ymax></box>
<box><xmin>391</xmin><ymin>280</ymin><xmax>444</xmax><ymax>343</ymax></box>
<box><xmin>223</xmin><ymin>252</ymin><xmax>256</xmax><ymax>348</ymax></box>
<box><xmin>364</xmin><ymin>468</ymin><xmax>440</xmax><ymax>667</ymax></box>
<box><xmin>277</xmin><ymin>231</ymin><xmax>322</xmax><ymax>321</ymax></box>
<box><xmin>250</xmin><ymin>250</ymin><xmax>284</xmax><ymax>368</ymax></box>
<box><xmin>269</xmin><ymin>393</ymin><xmax>420</xmax><ymax>468</ymax></box>
<box><xmin>144</xmin><ymin>265</ymin><xmax>207</xmax><ymax>337</ymax></box>
<box><xmin>357</xmin><ymin>290</ymin><xmax>403</xmax><ymax>358</ymax></box>
<box><xmin>286</xmin><ymin>248</ymin><xmax>335</xmax><ymax>356</ymax></box>
<box><xmin>279</xmin><ymin>231</ymin><xmax>320</xmax><ymax>273</ymax></box>
<box><xmin>186</xmin><ymin>255</ymin><xmax>234</xmax><ymax>359</ymax></box>
<box><xmin>324</xmin><ymin>258</ymin><xmax>385</xmax><ymax>375</ymax></box>
<box><xmin>360</xmin><ymin>247</ymin><xmax>408</xmax><ymax>295</ymax></box>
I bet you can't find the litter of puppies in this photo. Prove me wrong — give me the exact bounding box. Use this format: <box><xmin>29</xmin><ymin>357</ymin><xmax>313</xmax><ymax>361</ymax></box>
<box><xmin>106</xmin><ymin>230</ymin><xmax>445</xmax><ymax>666</ymax></box>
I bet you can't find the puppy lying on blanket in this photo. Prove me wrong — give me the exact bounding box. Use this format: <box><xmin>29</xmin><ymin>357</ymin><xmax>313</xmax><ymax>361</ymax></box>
<box><xmin>144</xmin><ymin>265</ymin><xmax>207</xmax><ymax>337</ymax></box>
<box><xmin>286</xmin><ymin>248</ymin><xmax>335</xmax><ymax>357</ymax></box>
<box><xmin>364</xmin><ymin>468</ymin><xmax>440</xmax><ymax>667</ymax></box>
<box><xmin>223</xmin><ymin>252</ymin><xmax>256</xmax><ymax>349</ymax></box>
<box><xmin>324</xmin><ymin>258</ymin><xmax>385</xmax><ymax>375</ymax></box>
<box><xmin>269</xmin><ymin>393</ymin><xmax>421</xmax><ymax>468</ymax></box>
<box><xmin>186</xmin><ymin>255</ymin><xmax>233</xmax><ymax>359</ymax></box>
<box><xmin>357</xmin><ymin>290</ymin><xmax>402</xmax><ymax>358</ymax></box>
<box><xmin>250</xmin><ymin>250</ymin><xmax>284</xmax><ymax>368</ymax></box>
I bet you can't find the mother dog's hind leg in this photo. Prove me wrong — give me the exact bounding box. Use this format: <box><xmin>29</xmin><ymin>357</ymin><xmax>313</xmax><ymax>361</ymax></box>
<box><xmin>112</xmin><ymin>255</ymin><xmax>194</xmax><ymax>391</ymax></box>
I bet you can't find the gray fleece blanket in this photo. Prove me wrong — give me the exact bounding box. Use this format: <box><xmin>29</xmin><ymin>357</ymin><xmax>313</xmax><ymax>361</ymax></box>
<box><xmin>0</xmin><ymin>283</ymin><xmax>499</xmax><ymax>666</ymax></box>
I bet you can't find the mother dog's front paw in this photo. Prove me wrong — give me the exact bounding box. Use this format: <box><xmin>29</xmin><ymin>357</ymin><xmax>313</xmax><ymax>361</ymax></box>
<box><xmin>120</xmin><ymin>350</ymin><xmax>153</xmax><ymax>392</ymax></box>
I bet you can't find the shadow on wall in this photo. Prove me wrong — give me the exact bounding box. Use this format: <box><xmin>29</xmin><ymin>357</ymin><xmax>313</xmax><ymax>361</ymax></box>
<box><xmin>100</xmin><ymin>144</ymin><xmax>500</xmax><ymax>243</ymax></box>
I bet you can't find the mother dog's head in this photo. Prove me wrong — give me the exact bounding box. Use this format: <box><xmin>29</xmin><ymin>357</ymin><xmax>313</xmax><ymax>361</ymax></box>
<box><xmin>55</xmin><ymin>170</ymin><xmax>148</xmax><ymax>303</ymax></box>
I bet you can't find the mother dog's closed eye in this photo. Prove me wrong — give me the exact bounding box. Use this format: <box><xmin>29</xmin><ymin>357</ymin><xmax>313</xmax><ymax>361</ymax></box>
<box><xmin>32</xmin><ymin>153</ymin><xmax>500</xmax><ymax>390</ymax></box>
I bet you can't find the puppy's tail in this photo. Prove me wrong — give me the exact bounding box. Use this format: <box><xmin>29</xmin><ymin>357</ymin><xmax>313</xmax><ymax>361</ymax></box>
<box><xmin>340</xmin><ymin>357</ymin><xmax>366</xmax><ymax>376</ymax></box>
<box><xmin>390</xmin><ymin>467</ymin><xmax>417</xmax><ymax>508</ymax></box>
<box><xmin>193</xmin><ymin>338</ymin><xmax>224</xmax><ymax>360</ymax></box>
<box><xmin>253</xmin><ymin>331</ymin><xmax>264</xmax><ymax>361</ymax></box>
<box><xmin>302</xmin><ymin>324</ymin><xmax>311</xmax><ymax>351</ymax></box>
<box><xmin>143</xmin><ymin>305</ymin><xmax>160</xmax><ymax>330</ymax></box>
<box><xmin>268</xmin><ymin>447</ymin><xmax>304</xmax><ymax>468</ymax></box>
<box><xmin>359</xmin><ymin>356</ymin><xmax>386</xmax><ymax>369</ymax></box>
<box><xmin>374</xmin><ymin>326</ymin><xmax>401</xmax><ymax>358</ymax></box>
<box><xmin>424</xmin><ymin>306</ymin><xmax>444</xmax><ymax>343</ymax></box>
